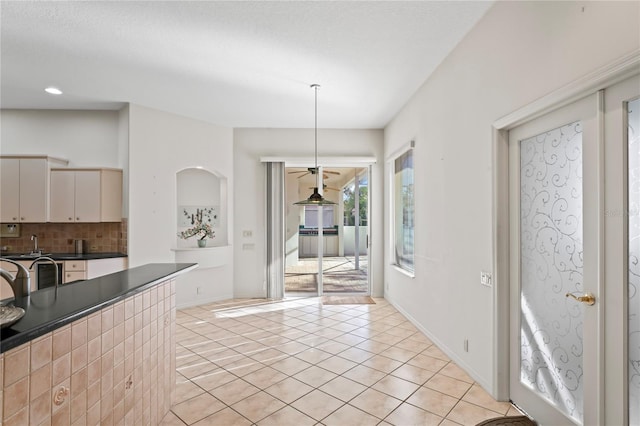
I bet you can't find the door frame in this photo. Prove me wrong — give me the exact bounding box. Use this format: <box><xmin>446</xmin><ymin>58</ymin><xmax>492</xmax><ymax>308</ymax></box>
<box><xmin>275</xmin><ymin>157</ymin><xmax>376</xmax><ymax>297</ymax></box>
<box><xmin>491</xmin><ymin>49</ymin><xmax>640</xmax><ymax>425</ymax></box>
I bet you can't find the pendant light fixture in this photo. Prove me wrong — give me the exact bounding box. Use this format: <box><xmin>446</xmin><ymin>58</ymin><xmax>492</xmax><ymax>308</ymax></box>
<box><xmin>294</xmin><ymin>84</ymin><xmax>336</xmax><ymax>205</ymax></box>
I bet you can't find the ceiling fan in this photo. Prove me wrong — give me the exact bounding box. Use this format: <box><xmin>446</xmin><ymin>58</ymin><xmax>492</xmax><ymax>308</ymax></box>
<box><xmin>288</xmin><ymin>167</ymin><xmax>340</xmax><ymax>179</ymax></box>
<box><xmin>309</xmin><ymin>183</ymin><xmax>340</xmax><ymax>192</ymax></box>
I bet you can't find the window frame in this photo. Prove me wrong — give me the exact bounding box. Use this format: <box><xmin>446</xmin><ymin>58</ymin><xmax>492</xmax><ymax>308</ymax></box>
<box><xmin>389</xmin><ymin>143</ymin><xmax>415</xmax><ymax>276</ymax></box>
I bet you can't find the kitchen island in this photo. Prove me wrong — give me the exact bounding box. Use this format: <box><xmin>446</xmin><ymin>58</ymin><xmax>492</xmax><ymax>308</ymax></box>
<box><xmin>0</xmin><ymin>262</ymin><xmax>197</xmax><ymax>425</ymax></box>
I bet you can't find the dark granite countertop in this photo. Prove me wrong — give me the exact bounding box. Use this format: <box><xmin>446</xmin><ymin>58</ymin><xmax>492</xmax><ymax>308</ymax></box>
<box><xmin>0</xmin><ymin>263</ymin><xmax>197</xmax><ymax>353</ymax></box>
<box><xmin>1</xmin><ymin>252</ymin><xmax>127</xmax><ymax>261</ymax></box>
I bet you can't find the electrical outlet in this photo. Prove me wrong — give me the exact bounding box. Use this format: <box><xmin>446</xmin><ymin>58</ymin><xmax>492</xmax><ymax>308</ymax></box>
<box><xmin>242</xmin><ymin>230</ymin><xmax>253</xmax><ymax>238</ymax></box>
<box><xmin>243</xmin><ymin>243</ymin><xmax>255</xmax><ymax>250</ymax></box>
<box><xmin>480</xmin><ymin>271</ymin><xmax>492</xmax><ymax>287</ymax></box>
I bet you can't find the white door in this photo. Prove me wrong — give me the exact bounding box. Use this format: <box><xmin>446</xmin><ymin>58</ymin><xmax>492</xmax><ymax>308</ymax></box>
<box><xmin>626</xmin><ymin>93</ymin><xmax>640</xmax><ymax>426</ymax></box>
<box><xmin>605</xmin><ymin>76</ymin><xmax>640</xmax><ymax>426</ymax></box>
<box><xmin>509</xmin><ymin>93</ymin><xmax>600</xmax><ymax>425</ymax></box>
<box><xmin>508</xmin><ymin>74</ymin><xmax>640</xmax><ymax>425</ymax></box>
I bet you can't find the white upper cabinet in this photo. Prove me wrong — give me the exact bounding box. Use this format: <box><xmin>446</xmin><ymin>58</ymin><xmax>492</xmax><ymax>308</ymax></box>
<box><xmin>50</xmin><ymin>168</ymin><xmax>122</xmax><ymax>223</ymax></box>
<box><xmin>1</xmin><ymin>158</ymin><xmax>20</xmax><ymax>222</ymax></box>
<box><xmin>0</xmin><ymin>156</ymin><xmax>68</xmax><ymax>223</ymax></box>
<box><xmin>74</xmin><ymin>170</ymin><xmax>102</xmax><ymax>222</ymax></box>
<box><xmin>49</xmin><ymin>169</ymin><xmax>75</xmax><ymax>222</ymax></box>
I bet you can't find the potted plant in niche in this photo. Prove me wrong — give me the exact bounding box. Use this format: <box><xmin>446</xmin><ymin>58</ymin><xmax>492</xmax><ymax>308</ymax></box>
<box><xmin>177</xmin><ymin>209</ymin><xmax>215</xmax><ymax>247</ymax></box>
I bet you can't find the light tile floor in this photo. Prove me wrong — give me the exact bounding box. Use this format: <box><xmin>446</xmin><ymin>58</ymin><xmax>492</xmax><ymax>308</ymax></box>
<box><xmin>161</xmin><ymin>298</ymin><xmax>522</xmax><ymax>425</ymax></box>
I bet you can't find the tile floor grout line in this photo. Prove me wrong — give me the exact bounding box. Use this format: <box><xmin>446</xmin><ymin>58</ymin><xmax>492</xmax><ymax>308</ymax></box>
<box><xmin>168</xmin><ymin>297</ymin><xmax>520</xmax><ymax>425</ymax></box>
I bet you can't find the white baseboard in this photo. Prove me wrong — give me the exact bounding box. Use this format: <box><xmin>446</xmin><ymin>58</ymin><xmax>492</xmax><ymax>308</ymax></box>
<box><xmin>384</xmin><ymin>294</ymin><xmax>496</xmax><ymax>398</ymax></box>
<box><xmin>176</xmin><ymin>293</ymin><xmax>234</xmax><ymax>309</ymax></box>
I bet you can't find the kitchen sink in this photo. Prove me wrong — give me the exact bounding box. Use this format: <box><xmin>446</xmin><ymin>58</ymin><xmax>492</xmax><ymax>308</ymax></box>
<box><xmin>19</xmin><ymin>253</ymin><xmax>52</xmax><ymax>258</ymax></box>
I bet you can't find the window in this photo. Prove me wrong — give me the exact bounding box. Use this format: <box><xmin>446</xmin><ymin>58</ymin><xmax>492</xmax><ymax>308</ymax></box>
<box><xmin>393</xmin><ymin>148</ymin><xmax>414</xmax><ymax>273</ymax></box>
<box><xmin>304</xmin><ymin>205</ymin><xmax>334</xmax><ymax>228</ymax></box>
<box><xmin>343</xmin><ymin>175</ymin><xmax>368</xmax><ymax>226</ymax></box>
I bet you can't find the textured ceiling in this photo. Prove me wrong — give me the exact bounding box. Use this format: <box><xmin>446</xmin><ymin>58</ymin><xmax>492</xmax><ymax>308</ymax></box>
<box><xmin>0</xmin><ymin>1</ymin><xmax>492</xmax><ymax>129</ymax></box>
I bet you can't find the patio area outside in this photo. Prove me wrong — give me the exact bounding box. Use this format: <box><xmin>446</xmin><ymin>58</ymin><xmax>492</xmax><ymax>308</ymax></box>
<box><xmin>285</xmin><ymin>256</ymin><xmax>368</xmax><ymax>294</ymax></box>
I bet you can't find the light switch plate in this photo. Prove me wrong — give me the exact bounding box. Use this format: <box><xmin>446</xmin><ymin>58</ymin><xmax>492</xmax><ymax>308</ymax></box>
<box><xmin>480</xmin><ymin>271</ymin><xmax>492</xmax><ymax>287</ymax></box>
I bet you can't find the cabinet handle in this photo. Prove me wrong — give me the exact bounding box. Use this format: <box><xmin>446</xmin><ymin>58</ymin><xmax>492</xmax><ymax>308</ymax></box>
<box><xmin>76</xmin><ymin>217</ymin><xmax>80</xmax><ymax>221</ymax></box>
<box><xmin>12</xmin><ymin>217</ymin><xmax>17</xmax><ymax>221</ymax></box>
<box><xmin>20</xmin><ymin>217</ymin><xmax>24</xmax><ymax>220</ymax></box>
<box><xmin>68</xmin><ymin>217</ymin><xmax>73</xmax><ymax>221</ymax></box>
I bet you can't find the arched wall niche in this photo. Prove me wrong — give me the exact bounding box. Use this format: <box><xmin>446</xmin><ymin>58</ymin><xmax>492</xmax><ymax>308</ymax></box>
<box><xmin>176</xmin><ymin>167</ymin><xmax>228</xmax><ymax>248</ymax></box>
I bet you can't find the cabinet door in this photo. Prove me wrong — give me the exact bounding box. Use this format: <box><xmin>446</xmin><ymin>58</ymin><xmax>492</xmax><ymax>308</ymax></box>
<box><xmin>100</xmin><ymin>169</ymin><xmax>123</xmax><ymax>222</ymax></box>
<box><xmin>301</xmin><ymin>236</ymin><xmax>310</xmax><ymax>257</ymax></box>
<box><xmin>0</xmin><ymin>158</ymin><xmax>20</xmax><ymax>222</ymax></box>
<box><xmin>65</xmin><ymin>260</ymin><xmax>86</xmax><ymax>272</ymax></box>
<box><xmin>86</xmin><ymin>258</ymin><xmax>127</xmax><ymax>279</ymax></box>
<box><xmin>74</xmin><ymin>170</ymin><xmax>101</xmax><ymax>222</ymax></box>
<box><xmin>19</xmin><ymin>158</ymin><xmax>48</xmax><ymax>222</ymax></box>
<box><xmin>326</xmin><ymin>236</ymin><xmax>338</xmax><ymax>256</ymax></box>
<box><xmin>64</xmin><ymin>271</ymin><xmax>86</xmax><ymax>283</ymax></box>
<box><xmin>50</xmin><ymin>170</ymin><xmax>76</xmax><ymax>222</ymax></box>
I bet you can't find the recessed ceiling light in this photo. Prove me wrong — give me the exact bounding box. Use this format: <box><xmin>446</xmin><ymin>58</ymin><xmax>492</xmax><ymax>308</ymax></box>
<box><xmin>45</xmin><ymin>87</ymin><xmax>62</xmax><ymax>95</ymax></box>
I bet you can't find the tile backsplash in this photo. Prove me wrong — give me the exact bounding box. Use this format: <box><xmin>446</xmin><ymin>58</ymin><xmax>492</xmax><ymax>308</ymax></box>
<box><xmin>0</xmin><ymin>220</ymin><xmax>127</xmax><ymax>254</ymax></box>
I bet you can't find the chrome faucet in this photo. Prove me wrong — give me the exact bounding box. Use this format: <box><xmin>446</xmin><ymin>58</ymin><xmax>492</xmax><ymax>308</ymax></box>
<box><xmin>29</xmin><ymin>257</ymin><xmax>59</xmax><ymax>291</ymax></box>
<box><xmin>0</xmin><ymin>258</ymin><xmax>31</xmax><ymax>301</ymax></box>
<box><xmin>30</xmin><ymin>234</ymin><xmax>42</xmax><ymax>256</ymax></box>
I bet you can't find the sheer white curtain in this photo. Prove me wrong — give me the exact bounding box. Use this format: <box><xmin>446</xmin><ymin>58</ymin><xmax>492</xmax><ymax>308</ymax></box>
<box><xmin>266</xmin><ymin>162</ymin><xmax>285</xmax><ymax>299</ymax></box>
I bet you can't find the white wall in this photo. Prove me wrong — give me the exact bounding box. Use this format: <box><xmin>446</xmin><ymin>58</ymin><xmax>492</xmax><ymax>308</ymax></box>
<box><xmin>234</xmin><ymin>129</ymin><xmax>384</xmax><ymax>298</ymax></box>
<box><xmin>383</xmin><ymin>0</ymin><xmax>640</xmax><ymax>395</ymax></box>
<box><xmin>0</xmin><ymin>108</ymin><xmax>129</xmax><ymax>220</ymax></box>
<box><xmin>117</xmin><ymin>106</ymin><xmax>130</xmax><ymax>218</ymax></box>
<box><xmin>0</xmin><ymin>110</ymin><xmax>122</xmax><ymax>167</ymax></box>
<box><xmin>128</xmin><ymin>104</ymin><xmax>234</xmax><ymax>307</ymax></box>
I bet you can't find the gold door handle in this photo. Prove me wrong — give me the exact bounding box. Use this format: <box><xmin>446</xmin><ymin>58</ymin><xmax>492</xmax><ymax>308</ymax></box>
<box><xmin>565</xmin><ymin>292</ymin><xmax>596</xmax><ymax>306</ymax></box>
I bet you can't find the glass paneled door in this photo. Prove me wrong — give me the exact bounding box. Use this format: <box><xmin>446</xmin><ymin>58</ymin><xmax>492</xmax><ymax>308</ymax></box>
<box><xmin>508</xmin><ymin>73</ymin><xmax>640</xmax><ymax>425</ymax></box>
<box><xmin>605</xmin><ymin>76</ymin><xmax>640</xmax><ymax>426</ymax></box>
<box><xmin>284</xmin><ymin>165</ymin><xmax>371</xmax><ymax>296</ymax></box>
<box><xmin>629</xmin><ymin>96</ymin><xmax>640</xmax><ymax>426</ymax></box>
<box><xmin>508</xmin><ymin>94</ymin><xmax>599</xmax><ymax>425</ymax></box>
<box><xmin>323</xmin><ymin>167</ymin><xmax>369</xmax><ymax>294</ymax></box>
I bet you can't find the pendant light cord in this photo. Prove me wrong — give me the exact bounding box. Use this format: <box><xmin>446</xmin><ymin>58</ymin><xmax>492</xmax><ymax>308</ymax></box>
<box><xmin>293</xmin><ymin>83</ymin><xmax>334</xmax><ymax>205</ymax></box>
<box><xmin>312</xmin><ymin>84</ymin><xmax>320</xmax><ymax>189</ymax></box>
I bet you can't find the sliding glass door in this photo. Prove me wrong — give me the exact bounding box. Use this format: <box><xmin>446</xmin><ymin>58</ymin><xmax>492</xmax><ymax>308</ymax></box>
<box><xmin>284</xmin><ymin>165</ymin><xmax>370</xmax><ymax>296</ymax></box>
<box><xmin>323</xmin><ymin>168</ymin><xmax>368</xmax><ymax>294</ymax></box>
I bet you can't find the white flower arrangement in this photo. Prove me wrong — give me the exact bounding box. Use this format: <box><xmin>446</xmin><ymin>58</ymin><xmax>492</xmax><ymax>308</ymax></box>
<box><xmin>177</xmin><ymin>208</ymin><xmax>214</xmax><ymax>241</ymax></box>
